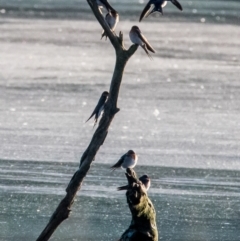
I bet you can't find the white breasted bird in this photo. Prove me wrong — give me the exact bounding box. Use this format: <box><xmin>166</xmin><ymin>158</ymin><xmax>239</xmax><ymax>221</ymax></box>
<box><xmin>86</xmin><ymin>91</ymin><xmax>109</xmax><ymax>128</ymax></box>
<box><xmin>139</xmin><ymin>0</ymin><xmax>183</xmax><ymax>22</ymax></box>
<box><xmin>129</xmin><ymin>25</ymin><xmax>155</xmax><ymax>59</ymax></box>
<box><xmin>111</xmin><ymin>150</ymin><xmax>138</xmax><ymax>171</ymax></box>
<box><xmin>101</xmin><ymin>10</ymin><xmax>119</xmax><ymax>40</ymax></box>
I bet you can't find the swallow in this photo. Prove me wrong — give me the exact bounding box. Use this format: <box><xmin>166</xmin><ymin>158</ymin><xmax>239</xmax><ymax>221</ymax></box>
<box><xmin>117</xmin><ymin>174</ymin><xmax>151</xmax><ymax>191</ymax></box>
<box><xmin>86</xmin><ymin>91</ymin><xmax>109</xmax><ymax>127</ymax></box>
<box><xmin>139</xmin><ymin>0</ymin><xmax>183</xmax><ymax>22</ymax></box>
<box><xmin>129</xmin><ymin>26</ymin><xmax>155</xmax><ymax>59</ymax></box>
<box><xmin>101</xmin><ymin>11</ymin><xmax>119</xmax><ymax>40</ymax></box>
<box><xmin>96</xmin><ymin>0</ymin><xmax>116</xmax><ymax>13</ymax></box>
<box><xmin>111</xmin><ymin>150</ymin><xmax>138</xmax><ymax>171</ymax></box>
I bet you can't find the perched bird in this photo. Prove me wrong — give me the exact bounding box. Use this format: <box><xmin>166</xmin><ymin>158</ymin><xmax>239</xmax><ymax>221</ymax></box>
<box><xmin>86</xmin><ymin>91</ymin><xmax>109</xmax><ymax>127</ymax></box>
<box><xmin>129</xmin><ymin>26</ymin><xmax>155</xmax><ymax>59</ymax></box>
<box><xmin>117</xmin><ymin>174</ymin><xmax>151</xmax><ymax>191</ymax></box>
<box><xmin>111</xmin><ymin>150</ymin><xmax>138</xmax><ymax>171</ymax></box>
<box><xmin>96</xmin><ymin>0</ymin><xmax>116</xmax><ymax>13</ymax></box>
<box><xmin>101</xmin><ymin>11</ymin><xmax>119</xmax><ymax>40</ymax></box>
<box><xmin>139</xmin><ymin>0</ymin><xmax>183</xmax><ymax>22</ymax></box>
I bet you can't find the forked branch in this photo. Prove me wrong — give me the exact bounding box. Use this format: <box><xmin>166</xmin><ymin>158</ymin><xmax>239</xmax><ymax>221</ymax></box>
<box><xmin>36</xmin><ymin>1</ymin><xmax>138</xmax><ymax>241</ymax></box>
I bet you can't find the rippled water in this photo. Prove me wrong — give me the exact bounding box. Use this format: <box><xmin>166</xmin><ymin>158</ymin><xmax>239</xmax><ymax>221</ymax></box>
<box><xmin>1</xmin><ymin>161</ymin><xmax>240</xmax><ymax>241</ymax></box>
<box><xmin>0</xmin><ymin>0</ymin><xmax>240</xmax><ymax>240</ymax></box>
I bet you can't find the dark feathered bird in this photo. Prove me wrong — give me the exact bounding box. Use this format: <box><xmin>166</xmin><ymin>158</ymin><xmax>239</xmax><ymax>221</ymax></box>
<box><xmin>101</xmin><ymin>11</ymin><xmax>119</xmax><ymax>40</ymax></box>
<box><xmin>86</xmin><ymin>91</ymin><xmax>109</xmax><ymax>127</ymax></box>
<box><xmin>139</xmin><ymin>0</ymin><xmax>183</xmax><ymax>22</ymax></box>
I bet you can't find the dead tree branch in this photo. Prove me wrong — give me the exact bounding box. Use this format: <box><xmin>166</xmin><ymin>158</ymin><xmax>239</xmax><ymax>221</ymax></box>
<box><xmin>119</xmin><ymin>169</ymin><xmax>158</xmax><ymax>241</ymax></box>
<box><xmin>36</xmin><ymin>0</ymin><xmax>138</xmax><ymax>240</ymax></box>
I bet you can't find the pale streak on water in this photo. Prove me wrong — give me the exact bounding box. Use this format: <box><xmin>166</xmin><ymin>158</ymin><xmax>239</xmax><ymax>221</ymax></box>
<box><xmin>0</xmin><ymin>0</ymin><xmax>240</xmax><ymax>240</ymax></box>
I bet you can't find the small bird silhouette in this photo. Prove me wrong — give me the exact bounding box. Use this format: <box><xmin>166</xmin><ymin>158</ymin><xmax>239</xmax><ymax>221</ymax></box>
<box><xmin>139</xmin><ymin>0</ymin><xmax>183</xmax><ymax>22</ymax></box>
<box><xmin>111</xmin><ymin>150</ymin><xmax>138</xmax><ymax>171</ymax></box>
<box><xmin>96</xmin><ymin>0</ymin><xmax>116</xmax><ymax>13</ymax></box>
<box><xmin>86</xmin><ymin>91</ymin><xmax>109</xmax><ymax>128</ymax></box>
<box><xmin>129</xmin><ymin>26</ymin><xmax>155</xmax><ymax>59</ymax></box>
<box><xmin>101</xmin><ymin>11</ymin><xmax>119</xmax><ymax>40</ymax></box>
<box><xmin>117</xmin><ymin>174</ymin><xmax>151</xmax><ymax>191</ymax></box>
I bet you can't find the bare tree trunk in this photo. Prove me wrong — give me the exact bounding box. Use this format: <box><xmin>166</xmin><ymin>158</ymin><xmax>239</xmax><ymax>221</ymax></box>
<box><xmin>119</xmin><ymin>169</ymin><xmax>158</xmax><ymax>241</ymax></box>
<box><xmin>36</xmin><ymin>1</ymin><xmax>138</xmax><ymax>241</ymax></box>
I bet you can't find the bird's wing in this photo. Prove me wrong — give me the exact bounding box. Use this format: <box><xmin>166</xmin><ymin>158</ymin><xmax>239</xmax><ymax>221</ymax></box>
<box><xmin>170</xmin><ymin>0</ymin><xmax>182</xmax><ymax>11</ymax></box>
<box><xmin>139</xmin><ymin>1</ymin><xmax>152</xmax><ymax>22</ymax></box>
<box><xmin>86</xmin><ymin>109</ymin><xmax>97</xmax><ymax>122</ymax></box>
<box><xmin>144</xmin><ymin>3</ymin><xmax>158</xmax><ymax>18</ymax></box>
<box><xmin>86</xmin><ymin>94</ymin><xmax>107</xmax><ymax>122</ymax></box>
<box><xmin>137</xmin><ymin>30</ymin><xmax>156</xmax><ymax>53</ymax></box>
<box><xmin>110</xmin><ymin>155</ymin><xmax>124</xmax><ymax>169</ymax></box>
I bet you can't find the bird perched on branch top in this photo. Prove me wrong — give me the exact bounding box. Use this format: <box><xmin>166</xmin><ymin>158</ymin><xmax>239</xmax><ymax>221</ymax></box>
<box><xmin>101</xmin><ymin>10</ymin><xmax>119</xmax><ymax>40</ymax></box>
<box><xmin>96</xmin><ymin>0</ymin><xmax>116</xmax><ymax>13</ymax></box>
<box><xmin>117</xmin><ymin>174</ymin><xmax>151</xmax><ymax>191</ymax></box>
<box><xmin>111</xmin><ymin>150</ymin><xmax>138</xmax><ymax>170</ymax></box>
<box><xmin>139</xmin><ymin>0</ymin><xmax>183</xmax><ymax>22</ymax></box>
<box><xmin>86</xmin><ymin>91</ymin><xmax>109</xmax><ymax>128</ymax></box>
<box><xmin>129</xmin><ymin>26</ymin><xmax>155</xmax><ymax>59</ymax></box>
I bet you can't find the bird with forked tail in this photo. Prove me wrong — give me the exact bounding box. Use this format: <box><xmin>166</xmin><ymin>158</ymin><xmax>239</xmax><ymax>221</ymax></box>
<box><xmin>139</xmin><ymin>0</ymin><xmax>183</xmax><ymax>22</ymax></box>
<box><xmin>86</xmin><ymin>91</ymin><xmax>109</xmax><ymax>128</ymax></box>
<box><xmin>111</xmin><ymin>150</ymin><xmax>138</xmax><ymax>171</ymax></box>
<box><xmin>129</xmin><ymin>25</ymin><xmax>155</xmax><ymax>59</ymax></box>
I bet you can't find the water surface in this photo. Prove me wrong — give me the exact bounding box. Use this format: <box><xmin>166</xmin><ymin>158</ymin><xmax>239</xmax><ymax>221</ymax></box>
<box><xmin>0</xmin><ymin>1</ymin><xmax>240</xmax><ymax>240</ymax></box>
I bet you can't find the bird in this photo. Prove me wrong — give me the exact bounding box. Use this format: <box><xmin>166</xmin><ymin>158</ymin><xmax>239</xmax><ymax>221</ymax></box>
<box><xmin>96</xmin><ymin>0</ymin><xmax>116</xmax><ymax>13</ymax></box>
<box><xmin>86</xmin><ymin>91</ymin><xmax>109</xmax><ymax>127</ymax></box>
<box><xmin>139</xmin><ymin>0</ymin><xmax>183</xmax><ymax>22</ymax></box>
<box><xmin>129</xmin><ymin>26</ymin><xmax>155</xmax><ymax>59</ymax></box>
<box><xmin>111</xmin><ymin>150</ymin><xmax>138</xmax><ymax>171</ymax></box>
<box><xmin>117</xmin><ymin>174</ymin><xmax>151</xmax><ymax>191</ymax></box>
<box><xmin>101</xmin><ymin>11</ymin><xmax>119</xmax><ymax>40</ymax></box>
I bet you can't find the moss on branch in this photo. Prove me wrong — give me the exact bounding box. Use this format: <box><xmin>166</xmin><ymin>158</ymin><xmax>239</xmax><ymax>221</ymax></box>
<box><xmin>119</xmin><ymin>168</ymin><xmax>158</xmax><ymax>241</ymax></box>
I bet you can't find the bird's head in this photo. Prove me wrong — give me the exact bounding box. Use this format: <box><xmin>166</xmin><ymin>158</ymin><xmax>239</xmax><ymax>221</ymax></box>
<box><xmin>131</xmin><ymin>25</ymin><xmax>140</xmax><ymax>32</ymax></box>
<box><xmin>102</xmin><ymin>91</ymin><xmax>109</xmax><ymax>97</ymax></box>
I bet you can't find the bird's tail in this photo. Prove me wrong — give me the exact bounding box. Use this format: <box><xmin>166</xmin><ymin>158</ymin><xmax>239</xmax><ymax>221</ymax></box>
<box><xmin>143</xmin><ymin>45</ymin><xmax>153</xmax><ymax>60</ymax></box>
<box><xmin>101</xmin><ymin>30</ymin><xmax>108</xmax><ymax>40</ymax></box>
<box><xmin>110</xmin><ymin>166</ymin><xmax>117</xmax><ymax>172</ymax></box>
<box><xmin>117</xmin><ymin>185</ymin><xmax>128</xmax><ymax>191</ymax></box>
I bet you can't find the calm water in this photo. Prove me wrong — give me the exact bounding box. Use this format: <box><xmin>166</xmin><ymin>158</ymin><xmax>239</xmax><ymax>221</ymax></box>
<box><xmin>0</xmin><ymin>0</ymin><xmax>240</xmax><ymax>240</ymax></box>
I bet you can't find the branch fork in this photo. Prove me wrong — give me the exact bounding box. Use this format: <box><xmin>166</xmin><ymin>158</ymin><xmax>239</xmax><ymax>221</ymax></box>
<box><xmin>36</xmin><ymin>1</ymin><xmax>139</xmax><ymax>241</ymax></box>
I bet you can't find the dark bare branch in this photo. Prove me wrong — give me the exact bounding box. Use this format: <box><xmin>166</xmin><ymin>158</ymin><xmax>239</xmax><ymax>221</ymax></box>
<box><xmin>36</xmin><ymin>1</ymin><xmax>140</xmax><ymax>240</ymax></box>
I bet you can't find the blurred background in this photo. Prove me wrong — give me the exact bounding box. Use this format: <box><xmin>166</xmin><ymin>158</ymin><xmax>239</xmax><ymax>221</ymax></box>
<box><xmin>0</xmin><ymin>0</ymin><xmax>239</xmax><ymax>23</ymax></box>
<box><xmin>0</xmin><ymin>0</ymin><xmax>240</xmax><ymax>241</ymax></box>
